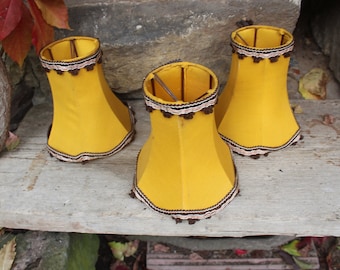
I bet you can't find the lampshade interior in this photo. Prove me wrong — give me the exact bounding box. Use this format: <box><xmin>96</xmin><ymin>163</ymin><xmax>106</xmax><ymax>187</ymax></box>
<box><xmin>145</xmin><ymin>64</ymin><xmax>217</xmax><ymax>102</ymax></box>
<box><xmin>41</xmin><ymin>38</ymin><xmax>99</xmax><ymax>62</ymax></box>
<box><xmin>234</xmin><ymin>27</ymin><xmax>292</xmax><ymax>49</ymax></box>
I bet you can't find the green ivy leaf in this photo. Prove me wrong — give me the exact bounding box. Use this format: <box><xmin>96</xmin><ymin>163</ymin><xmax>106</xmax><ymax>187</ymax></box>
<box><xmin>281</xmin><ymin>240</ymin><xmax>301</xmax><ymax>257</ymax></box>
<box><xmin>108</xmin><ymin>241</ymin><xmax>127</xmax><ymax>261</ymax></box>
<box><xmin>108</xmin><ymin>240</ymin><xmax>139</xmax><ymax>261</ymax></box>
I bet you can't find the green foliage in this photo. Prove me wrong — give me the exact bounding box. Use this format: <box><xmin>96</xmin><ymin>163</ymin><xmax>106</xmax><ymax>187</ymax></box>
<box><xmin>281</xmin><ymin>239</ymin><xmax>301</xmax><ymax>257</ymax></box>
<box><xmin>108</xmin><ymin>240</ymin><xmax>139</xmax><ymax>261</ymax></box>
<box><xmin>66</xmin><ymin>233</ymin><xmax>100</xmax><ymax>270</ymax></box>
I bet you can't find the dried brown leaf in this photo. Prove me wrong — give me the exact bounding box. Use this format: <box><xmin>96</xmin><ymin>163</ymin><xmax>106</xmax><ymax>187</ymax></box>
<box><xmin>322</xmin><ymin>114</ymin><xmax>336</xmax><ymax>125</ymax></box>
<box><xmin>0</xmin><ymin>237</ymin><xmax>16</xmax><ymax>270</ymax></box>
<box><xmin>291</xmin><ymin>104</ymin><xmax>303</xmax><ymax>114</ymax></box>
<box><xmin>298</xmin><ymin>68</ymin><xmax>328</xmax><ymax>100</ymax></box>
<box><xmin>5</xmin><ymin>131</ymin><xmax>20</xmax><ymax>151</ymax></box>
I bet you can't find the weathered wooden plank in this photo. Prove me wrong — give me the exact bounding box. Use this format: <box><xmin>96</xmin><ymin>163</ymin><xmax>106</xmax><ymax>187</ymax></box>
<box><xmin>0</xmin><ymin>100</ymin><xmax>339</xmax><ymax>237</ymax></box>
<box><xmin>147</xmin><ymin>258</ymin><xmax>319</xmax><ymax>270</ymax></box>
<box><xmin>146</xmin><ymin>242</ymin><xmax>320</xmax><ymax>270</ymax></box>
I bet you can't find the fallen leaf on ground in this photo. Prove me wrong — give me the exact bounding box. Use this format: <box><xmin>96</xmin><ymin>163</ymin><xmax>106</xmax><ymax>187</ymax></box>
<box><xmin>291</xmin><ymin>104</ymin><xmax>303</xmax><ymax>114</ymax></box>
<box><xmin>298</xmin><ymin>68</ymin><xmax>328</xmax><ymax>100</ymax></box>
<box><xmin>5</xmin><ymin>131</ymin><xmax>20</xmax><ymax>151</ymax></box>
<box><xmin>322</xmin><ymin>114</ymin><xmax>336</xmax><ymax>125</ymax></box>
<box><xmin>109</xmin><ymin>241</ymin><xmax>127</xmax><ymax>261</ymax></box>
<box><xmin>281</xmin><ymin>240</ymin><xmax>301</xmax><ymax>257</ymax></box>
<box><xmin>0</xmin><ymin>237</ymin><xmax>16</xmax><ymax>270</ymax></box>
<box><xmin>108</xmin><ymin>240</ymin><xmax>139</xmax><ymax>261</ymax></box>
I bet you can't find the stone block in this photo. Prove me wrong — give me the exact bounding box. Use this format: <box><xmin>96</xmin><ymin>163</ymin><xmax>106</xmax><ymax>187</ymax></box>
<box><xmin>58</xmin><ymin>0</ymin><xmax>301</xmax><ymax>93</ymax></box>
<box><xmin>11</xmin><ymin>231</ymin><xmax>99</xmax><ymax>270</ymax></box>
<box><xmin>310</xmin><ymin>0</ymin><xmax>340</xmax><ymax>83</ymax></box>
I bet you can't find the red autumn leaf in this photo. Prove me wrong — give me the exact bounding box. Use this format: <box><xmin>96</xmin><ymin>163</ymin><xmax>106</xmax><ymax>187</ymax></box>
<box><xmin>0</xmin><ymin>0</ymin><xmax>23</xmax><ymax>40</ymax></box>
<box><xmin>1</xmin><ymin>4</ymin><xmax>33</xmax><ymax>67</ymax></box>
<box><xmin>27</xmin><ymin>0</ymin><xmax>54</xmax><ymax>54</ymax></box>
<box><xmin>34</xmin><ymin>0</ymin><xmax>70</xmax><ymax>29</ymax></box>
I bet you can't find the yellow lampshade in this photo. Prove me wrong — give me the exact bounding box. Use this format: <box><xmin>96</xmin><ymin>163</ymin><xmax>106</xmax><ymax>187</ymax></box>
<box><xmin>132</xmin><ymin>61</ymin><xmax>238</xmax><ymax>222</ymax></box>
<box><xmin>40</xmin><ymin>36</ymin><xmax>135</xmax><ymax>162</ymax></box>
<box><xmin>215</xmin><ymin>25</ymin><xmax>301</xmax><ymax>157</ymax></box>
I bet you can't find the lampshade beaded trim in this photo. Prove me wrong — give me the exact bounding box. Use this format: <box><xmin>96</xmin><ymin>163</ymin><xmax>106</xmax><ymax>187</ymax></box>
<box><xmin>132</xmin><ymin>169</ymin><xmax>239</xmax><ymax>221</ymax></box>
<box><xmin>40</xmin><ymin>49</ymin><xmax>102</xmax><ymax>74</ymax></box>
<box><xmin>231</xmin><ymin>41</ymin><xmax>294</xmax><ymax>61</ymax></box>
<box><xmin>144</xmin><ymin>88</ymin><xmax>218</xmax><ymax>118</ymax></box>
<box><xmin>220</xmin><ymin>129</ymin><xmax>301</xmax><ymax>156</ymax></box>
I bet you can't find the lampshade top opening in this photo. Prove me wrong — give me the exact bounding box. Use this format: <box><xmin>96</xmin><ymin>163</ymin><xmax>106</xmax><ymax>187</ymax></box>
<box><xmin>232</xmin><ymin>25</ymin><xmax>293</xmax><ymax>50</ymax></box>
<box><xmin>144</xmin><ymin>62</ymin><xmax>218</xmax><ymax>104</ymax></box>
<box><xmin>40</xmin><ymin>36</ymin><xmax>100</xmax><ymax>63</ymax></box>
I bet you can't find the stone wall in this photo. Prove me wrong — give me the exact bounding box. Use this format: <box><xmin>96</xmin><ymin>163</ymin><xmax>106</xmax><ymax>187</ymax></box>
<box><xmin>9</xmin><ymin>0</ymin><xmax>302</xmax><ymax>120</ymax></box>
<box><xmin>56</xmin><ymin>0</ymin><xmax>301</xmax><ymax>94</ymax></box>
<box><xmin>11</xmin><ymin>231</ymin><xmax>99</xmax><ymax>270</ymax></box>
<box><xmin>308</xmin><ymin>0</ymin><xmax>340</xmax><ymax>83</ymax></box>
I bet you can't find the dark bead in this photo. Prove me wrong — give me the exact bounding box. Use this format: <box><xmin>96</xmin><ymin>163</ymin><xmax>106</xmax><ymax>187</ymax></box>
<box><xmin>188</xmin><ymin>219</ymin><xmax>198</xmax><ymax>225</ymax></box>
<box><xmin>129</xmin><ymin>190</ymin><xmax>136</xmax><ymax>199</ymax></box>
<box><xmin>69</xmin><ymin>69</ymin><xmax>79</xmax><ymax>76</ymax></box>
<box><xmin>173</xmin><ymin>218</ymin><xmax>182</xmax><ymax>224</ymax></box>
<box><xmin>202</xmin><ymin>106</ymin><xmax>214</xmax><ymax>114</ymax></box>
<box><xmin>162</xmin><ymin>111</ymin><xmax>173</xmax><ymax>118</ymax></box>
<box><xmin>283</xmin><ymin>52</ymin><xmax>291</xmax><ymax>58</ymax></box>
<box><xmin>237</xmin><ymin>53</ymin><xmax>245</xmax><ymax>59</ymax></box>
<box><xmin>145</xmin><ymin>105</ymin><xmax>154</xmax><ymax>113</ymax></box>
<box><xmin>86</xmin><ymin>64</ymin><xmax>95</xmax><ymax>71</ymax></box>
<box><xmin>269</xmin><ymin>56</ymin><xmax>279</xmax><ymax>63</ymax></box>
<box><xmin>253</xmin><ymin>57</ymin><xmax>262</xmax><ymax>63</ymax></box>
<box><xmin>182</xmin><ymin>113</ymin><xmax>194</xmax><ymax>119</ymax></box>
